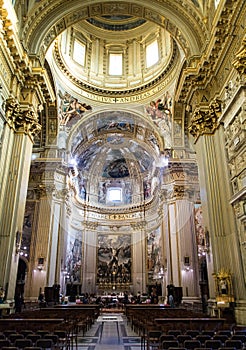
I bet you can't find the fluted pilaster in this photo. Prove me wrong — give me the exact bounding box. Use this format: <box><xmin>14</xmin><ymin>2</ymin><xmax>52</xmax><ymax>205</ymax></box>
<box><xmin>189</xmin><ymin>123</ymin><xmax>245</xmax><ymax>305</ymax></box>
<box><xmin>0</xmin><ymin>100</ymin><xmax>40</xmax><ymax>299</ymax></box>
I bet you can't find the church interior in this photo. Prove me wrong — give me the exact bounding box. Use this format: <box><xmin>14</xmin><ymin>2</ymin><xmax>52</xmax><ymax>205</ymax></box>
<box><xmin>0</xmin><ymin>0</ymin><xmax>246</xmax><ymax>331</ymax></box>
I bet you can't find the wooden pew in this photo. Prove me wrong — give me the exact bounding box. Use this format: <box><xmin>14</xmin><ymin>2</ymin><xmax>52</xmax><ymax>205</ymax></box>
<box><xmin>0</xmin><ymin>318</ymin><xmax>66</xmax><ymax>332</ymax></box>
<box><xmin>155</xmin><ymin>317</ymin><xmax>226</xmax><ymax>332</ymax></box>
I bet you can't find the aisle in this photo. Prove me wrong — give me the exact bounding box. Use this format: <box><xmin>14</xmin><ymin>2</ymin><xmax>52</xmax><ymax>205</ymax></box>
<box><xmin>77</xmin><ymin>313</ymin><xmax>141</xmax><ymax>350</ymax></box>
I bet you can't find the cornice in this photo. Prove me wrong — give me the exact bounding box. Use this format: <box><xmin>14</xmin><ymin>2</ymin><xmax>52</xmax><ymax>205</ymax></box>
<box><xmin>176</xmin><ymin>0</ymin><xmax>240</xmax><ymax>104</ymax></box>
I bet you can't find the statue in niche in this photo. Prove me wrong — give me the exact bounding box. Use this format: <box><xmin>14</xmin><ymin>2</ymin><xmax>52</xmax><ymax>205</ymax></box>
<box><xmin>220</xmin><ymin>279</ymin><xmax>227</xmax><ymax>295</ymax></box>
<box><xmin>212</xmin><ymin>269</ymin><xmax>234</xmax><ymax>303</ymax></box>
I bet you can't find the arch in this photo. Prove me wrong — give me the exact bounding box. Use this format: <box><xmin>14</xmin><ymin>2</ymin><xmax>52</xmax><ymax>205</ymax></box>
<box><xmin>67</xmin><ymin>108</ymin><xmax>165</xmax><ymax>153</ymax></box>
<box><xmin>22</xmin><ymin>0</ymin><xmax>208</xmax><ymax>62</ymax></box>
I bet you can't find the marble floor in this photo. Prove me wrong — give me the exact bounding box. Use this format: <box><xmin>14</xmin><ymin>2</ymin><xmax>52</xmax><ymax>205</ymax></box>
<box><xmin>77</xmin><ymin>313</ymin><xmax>141</xmax><ymax>350</ymax></box>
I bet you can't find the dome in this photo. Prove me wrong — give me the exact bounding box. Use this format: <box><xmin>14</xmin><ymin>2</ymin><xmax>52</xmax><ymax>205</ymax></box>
<box><xmin>48</xmin><ymin>15</ymin><xmax>180</xmax><ymax>101</ymax></box>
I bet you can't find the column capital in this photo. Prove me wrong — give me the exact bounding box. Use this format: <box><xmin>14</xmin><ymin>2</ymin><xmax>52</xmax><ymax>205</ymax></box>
<box><xmin>130</xmin><ymin>221</ymin><xmax>147</xmax><ymax>230</ymax></box>
<box><xmin>232</xmin><ymin>34</ymin><xmax>246</xmax><ymax>77</ymax></box>
<box><xmin>85</xmin><ymin>221</ymin><xmax>98</xmax><ymax>230</ymax></box>
<box><xmin>34</xmin><ymin>184</ymin><xmax>56</xmax><ymax>199</ymax></box>
<box><xmin>5</xmin><ymin>99</ymin><xmax>41</xmax><ymax>139</ymax></box>
<box><xmin>188</xmin><ymin>99</ymin><xmax>222</xmax><ymax>142</ymax></box>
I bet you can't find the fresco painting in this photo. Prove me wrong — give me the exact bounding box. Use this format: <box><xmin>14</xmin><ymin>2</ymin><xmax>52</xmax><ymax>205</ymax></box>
<box><xmin>58</xmin><ymin>91</ymin><xmax>92</xmax><ymax>126</ymax></box>
<box><xmin>145</xmin><ymin>91</ymin><xmax>173</xmax><ymax>147</ymax></box>
<box><xmin>147</xmin><ymin>227</ymin><xmax>163</xmax><ymax>284</ymax></box>
<box><xmin>65</xmin><ymin>230</ymin><xmax>82</xmax><ymax>283</ymax></box>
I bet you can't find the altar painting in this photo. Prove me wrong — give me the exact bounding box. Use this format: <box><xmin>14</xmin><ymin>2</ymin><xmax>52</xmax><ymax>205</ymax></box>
<box><xmin>97</xmin><ymin>234</ymin><xmax>131</xmax><ymax>284</ymax></box>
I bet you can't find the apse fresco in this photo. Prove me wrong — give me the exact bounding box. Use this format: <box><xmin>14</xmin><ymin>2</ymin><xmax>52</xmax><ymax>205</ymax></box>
<box><xmin>77</xmin><ymin>173</ymin><xmax>87</xmax><ymax>200</ymax></box>
<box><xmin>76</xmin><ymin>142</ymin><xmax>101</xmax><ymax>171</ymax></box>
<box><xmin>102</xmin><ymin>157</ymin><xmax>129</xmax><ymax>178</ymax></box>
<box><xmin>97</xmin><ymin>116</ymin><xmax>134</xmax><ymax>134</ymax></box>
<box><xmin>129</xmin><ymin>144</ymin><xmax>153</xmax><ymax>172</ymax></box>
<box><xmin>97</xmin><ymin>234</ymin><xmax>131</xmax><ymax>284</ymax></box>
<box><xmin>144</xmin><ymin>179</ymin><xmax>152</xmax><ymax>199</ymax></box>
<box><xmin>65</xmin><ymin>230</ymin><xmax>82</xmax><ymax>283</ymax></box>
<box><xmin>147</xmin><ymin>227</ymin><xmax>163</xmax><ymax>284</ymax></box>
<box><xmin>101</xmin><ymin>149</ymin><xmax>129</xmax><ymax>178</ymax></box>
<box><xmin>145</xmin><ymin>91</ymin><xmax>173</xmax><ymax>147</ymax></box>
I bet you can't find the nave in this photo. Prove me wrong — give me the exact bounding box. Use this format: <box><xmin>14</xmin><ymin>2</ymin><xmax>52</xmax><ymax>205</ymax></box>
<box><xmin>1</xmin><ymin>305</ymin><xmax>246</xmax><ymax>350</ymax></box>
<box><xmin>77</xmin><ymin>313</ymin><xmax>140</xmax><ymax>350</ymax></box>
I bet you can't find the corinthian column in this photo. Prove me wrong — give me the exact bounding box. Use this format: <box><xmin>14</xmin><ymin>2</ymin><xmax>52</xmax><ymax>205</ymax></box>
<box><xmin>0</xmin><ymin>99</ymin><xmax>41</xmax><ymax>301</ymax></box>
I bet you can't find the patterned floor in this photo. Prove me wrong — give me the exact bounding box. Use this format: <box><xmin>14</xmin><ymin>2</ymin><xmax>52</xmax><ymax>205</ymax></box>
<box><xmin>77</xmin><ymin>313</ymin><xmax>141</xmax><ymax>350</ymax></box>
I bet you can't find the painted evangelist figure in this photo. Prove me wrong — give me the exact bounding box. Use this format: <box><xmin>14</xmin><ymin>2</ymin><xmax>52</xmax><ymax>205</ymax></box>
<box><xmin>58</xmin><ymin>91</ymin><xmax>92</xmax><ymax>126</ymax></box>
<box><xmin>145</xmin><ymin>91</ymin><xmax>173</xmax><ymax>147</ymax></box>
